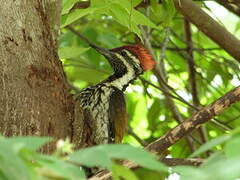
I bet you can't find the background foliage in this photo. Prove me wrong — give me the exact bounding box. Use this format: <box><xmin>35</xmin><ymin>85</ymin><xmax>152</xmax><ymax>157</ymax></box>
<box><xmin>2</xmin><ymin>0</ymin><xmax>240</xmax><ymax>180</ymax></box>
<box><xmin>55</xmin><ymin>0</ymin><xmax>240</xmax><ymax>179</ymax></box>
<box><xmin>59</xmin><ymin>0</ymin><xmax>240</xmax><ymax>178</ymax></box>
<box><xmin>60</xmin><ymin>0</ymin><xmax>240</xmax><ymax>154</ymax></box>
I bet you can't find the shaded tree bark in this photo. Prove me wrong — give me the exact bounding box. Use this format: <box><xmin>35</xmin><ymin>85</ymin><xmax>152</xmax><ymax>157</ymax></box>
<box><xmin>0</xmin><ymin>0</ymin><xmax>75</xmax><ymax>152</ymax></box>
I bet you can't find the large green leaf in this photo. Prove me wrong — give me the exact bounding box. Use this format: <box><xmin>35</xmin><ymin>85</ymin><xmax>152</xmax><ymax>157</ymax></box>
<box><xmin>70</xmin><ymin>145</ymin><xmax>112</xmax><ymax>169</ymax></box>
<box><xmin>69</xmin><ymin>144</ymin><xmax>167</xmax><ymax>172</ymax></box>
<box><xmin>3</xmin><ymin>136</ymin><xmax>52</xmax><ymax>151</ymax></box>
<box><xmin>109</xmin><ymin>3</ymin><xmax>141</xmax><ymax>38</ymax></box>
<box><xmin>0</xmin><ymin>142</ymin><xmax>30</xmax><ymax>180</ymax></box>
<box><xmin>37</xmin><ymin>155</ymin><xmax>86</xmax><ymax>180</ymax></box>
<box><xmin>131</xmin><ymin>9</ymin><xmax>157</xmax><ymax>29</ymax></box>
<box><xmin>115</xmin><ymin>0</ymin><xmax>157</xmax><ymax>28</ymax></box>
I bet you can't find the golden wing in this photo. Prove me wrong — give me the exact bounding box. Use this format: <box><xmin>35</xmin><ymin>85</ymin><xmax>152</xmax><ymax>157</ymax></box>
<box><xmin>109</xmin><ymin>88</ymin><xmax>128</xmax><ymax>143</ymax></box>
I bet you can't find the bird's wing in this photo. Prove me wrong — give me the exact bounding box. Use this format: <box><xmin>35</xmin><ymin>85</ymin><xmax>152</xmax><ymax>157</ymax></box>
<box><xmin>109</xmin><ymin>88</ymin><xmax>128</xmax><ymax>143</ymax></box>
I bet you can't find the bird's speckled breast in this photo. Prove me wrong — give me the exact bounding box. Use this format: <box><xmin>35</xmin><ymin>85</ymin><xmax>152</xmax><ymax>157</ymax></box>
<box><xmin>76</xmin><ymin>84</ymin><xmax>114</xmax><ymax>144</ymax></box>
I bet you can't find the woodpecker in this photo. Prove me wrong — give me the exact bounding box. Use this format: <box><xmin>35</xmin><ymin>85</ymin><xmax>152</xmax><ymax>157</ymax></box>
<box><xmin>74</xmin><ymin>42</ymin><xmax>155</xmax><ymax>147</ymax></box>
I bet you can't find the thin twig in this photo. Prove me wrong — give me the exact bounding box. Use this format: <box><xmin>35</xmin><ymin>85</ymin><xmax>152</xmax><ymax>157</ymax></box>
<box><xmin>184</xmin><ymin>19</ymin><xmax>208</xmax><ymax>146</ymax></box>
<box><xmin>127</xmin><ymin>128</ymin><xmax>148</xmax><ymax>146</ymax></box>
<box><xmin>141</xmin><ymin>25</ymin><xmax>196</xmax><ymax>152</ymax></box>
<box><xmin>140</xmin><ymin>77</ymin><xmax>232</xmax><ymax>131</ymax></box>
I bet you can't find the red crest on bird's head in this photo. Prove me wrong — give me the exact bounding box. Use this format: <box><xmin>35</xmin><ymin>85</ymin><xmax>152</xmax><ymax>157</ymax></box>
<box><xmin>111</xmin><ymin>44</ymin><xmax>156</xmax><ymax>71</ymax></box>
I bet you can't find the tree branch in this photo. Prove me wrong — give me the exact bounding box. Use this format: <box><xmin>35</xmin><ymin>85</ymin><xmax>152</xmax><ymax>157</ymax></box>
<box><xmin>184</xmin><ymin>19</ymin><xmax>199</xmax><ymax>108</ymax></box>
<box><xmin>173</xmin><ymin>0</ymin><xmax>240</xmax><ymax>61</ymax></box>
<box><xmin>127</xmin><ymin>127</ymin><xmax>147</xmax><ymax>146</ymax></box>
<box><xmin>146</xmin><ymin>86</ymin><xmax>240</xmax><ymax>154</ymax></box>
<box><xmin>70</xmin><ymin>1</ymin><xmax>90</xmax><ymax>12</ymax></box>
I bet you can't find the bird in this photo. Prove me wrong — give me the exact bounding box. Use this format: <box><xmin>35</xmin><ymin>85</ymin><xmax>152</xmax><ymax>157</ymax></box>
<box><xmin>73</xmin><ymin>40</ymin><xmax>156</xmax><ymax>148</ymax></box>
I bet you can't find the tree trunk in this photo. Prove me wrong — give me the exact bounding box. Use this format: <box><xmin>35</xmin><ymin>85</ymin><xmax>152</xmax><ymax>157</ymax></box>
<box><xmin>0</xmin><ymin>0</ymin><xmax>75</xmax><ymax>152</ymax></box>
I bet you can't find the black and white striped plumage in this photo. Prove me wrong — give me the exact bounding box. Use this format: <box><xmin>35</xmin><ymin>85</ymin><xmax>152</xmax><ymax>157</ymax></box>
<box><xmin>74</xmin><ymin>44</ymin><xmax>155</xmax><ymax>147</ymax></box>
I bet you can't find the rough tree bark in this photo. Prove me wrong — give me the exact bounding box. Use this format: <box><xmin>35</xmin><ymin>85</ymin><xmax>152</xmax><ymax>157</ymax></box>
<box><xmin>0</xmin><ymin>0</ymin><xmax>75</xmax><ymax>152</ymax></box>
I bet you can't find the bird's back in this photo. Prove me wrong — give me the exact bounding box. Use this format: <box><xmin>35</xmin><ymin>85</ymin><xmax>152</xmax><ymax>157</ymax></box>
<box><xmin>73</xmin><ymin>83</ymin><xmax>127</xmax><ymax>147</ymax></box>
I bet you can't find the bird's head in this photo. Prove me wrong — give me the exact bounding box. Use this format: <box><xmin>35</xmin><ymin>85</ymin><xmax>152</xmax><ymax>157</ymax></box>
<box><xmin>92</xmin><ymin>44</ymin><xmax>155</xmax><ymax>76</ymax></box>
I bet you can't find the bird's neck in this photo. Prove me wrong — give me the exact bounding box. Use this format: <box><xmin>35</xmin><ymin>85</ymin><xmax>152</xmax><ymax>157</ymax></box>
<box><xmin>103</xmin><ymin>69</ymin><xmax>138</xmax><ymax>91</ymax></box>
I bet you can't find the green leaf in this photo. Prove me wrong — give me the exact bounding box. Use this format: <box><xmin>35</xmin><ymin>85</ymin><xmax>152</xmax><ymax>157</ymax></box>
<box><xmin>38</xmin><ymin>155</ymin><xmax>86</xmax><ymax>180</ymax></box>
<box><xmin>131</xmin><ymin>9</ymin><xmax>157</xmax><ymax>28</ymax></box>
<box><xmin>59</xmin><ymin>47</ymin><xmax>90</xmax><ymax>59</ymax></box>
<box><xmin>189</xmin><ymin>135</ymin><xmax>231</xmax><ymax>158</ymax></box>
<box><xmin>4</xmin><ymin>136</ymin><xmax>52</xmax><ymax>151</ymax></box>
<box><xmin>61</xmin><ymin>8</ymin><xmax>98</xmax><ymax>28</ymax></box>
<box><xmin>126</xmin><ymin>93</ymin><xmax>138</xmax><ymax>120</ymax></box>
<box><xmin>135</xmin><ymin>168</ymin><xmax>167</xmax><ymax>180</ymax></box>
<box><xmin>202</xmin><ymin>152</ymin><xmax>225</xmax><ymax>167</ymax></box>
<box><xmin>109</xmin><ymin>3</ymin><xmax>132</xmax><ymax>29</ymax></box>
<box><xmin>112</xmin><ymin>163</ymin><xmax>139</xmax><ymax>180</ymax></box>
<box><xmin>224</xmin><ymin>135</ymin><xmax>240</xmax><ymax>158</ymax></box>
<box><xmin>147</xmin><ymin>98</ymin><xmax>162</xmax><ymax>132</ymax></box>
<box><xmin>62</xmin><ymin>0</ymin><xmax>79</xmax><ymax>15</ymax></box>
<box><xmin>70</xmin><ymin>145</ymin><xmax>112</xmax><ymax>169</ymax></box>
<box><xmin>109</xmin><ymin>3</ymin><xmax>142</xmax><ymax>39</ymax></box>
<box><xmin>110</xmin><ymin>1</ymin><xmax>157</xmax><ymax>33</ymax></box>
<box><xmin>115</xmin><ymin>0</ymin><xmax>142</xmax><ymax>9</ymax></box>
<box><xmin>91</xmin><ymin>0</ymin><xmax>110</xmax><ymax>8</ymax></box>
<box><xmin>70</xmin><ymin>144</ymin><xmax>167</xmax><ymax>172</ymax></box>
<box><xmin>201</xmin><ymin>157</ymin><xmax>240</xmax><ymax>180</ymax></box>
<box><xmin>0</xmin><ymin>143</ymin><xmax>30</xmax><ymax>180</ymax></box>
<box><xmin>162</xmin><ymin>0</ymin><xmax>176</xmax><ymax>24</ymax></box>
<box><xmin>173</xmin><ymin>166</ymin><xmax>207</xmax><ymax>180</ymax></box>
<box><xmin>235</xmin><ymin>21</ymin><xmax>240</xmax><ymax>32</ymax></box>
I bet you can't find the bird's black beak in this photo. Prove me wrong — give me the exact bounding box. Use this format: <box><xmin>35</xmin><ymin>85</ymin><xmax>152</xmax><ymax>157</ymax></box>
<box><xmin>91</xmin><ymin>44</ymin><xmax>113</xmax><ymax>59</ymax></box>
<box><xmin>89</xmin><ymin>44</ymin><xmax>118</xmax><ymax>71</ymax></box>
